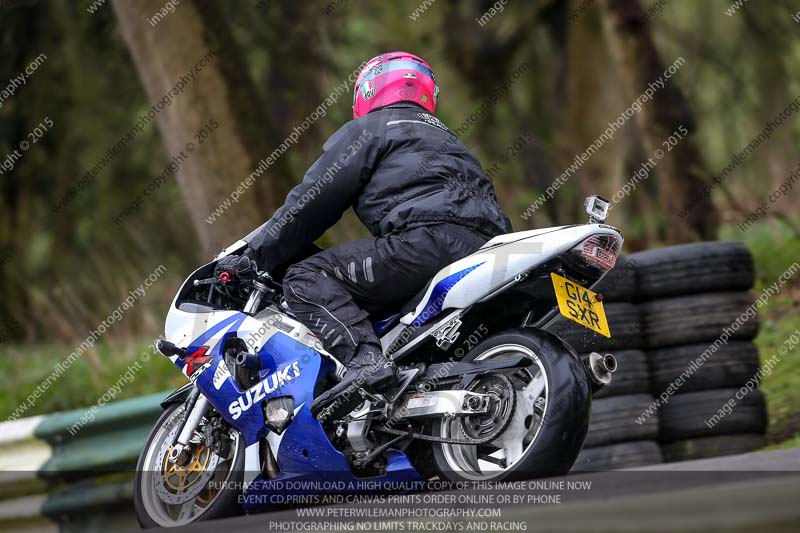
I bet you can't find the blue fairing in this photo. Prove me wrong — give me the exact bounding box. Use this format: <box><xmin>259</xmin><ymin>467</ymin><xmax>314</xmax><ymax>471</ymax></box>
<box><xmin>191</xmin><ymin>326</ymin><xmax>327</xmax><ymax>447</ymax></box>
<box><xmin>241</xmin><ymin>449</ymin><xmax>421</xmax><ymax>512</ymax></box>
<box><xmin>181</xmin><ymin>313</ymin><xmax>421</xmax><ymax>511</ymax></box>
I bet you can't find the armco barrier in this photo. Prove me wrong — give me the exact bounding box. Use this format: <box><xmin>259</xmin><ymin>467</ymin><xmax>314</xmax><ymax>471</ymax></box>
<box><xmin>0</xmin><ymin>393</ymin><xmax>164</xmax><ymax>533</ymax></box>
<box><xmin>0</xmin><ymin>415</ymin><xmax>49</xmax><ymax>498</ymax></box>
<box><xmin>35</xmin><ymin>392</ymin><xmax>163</xmax><ymax>483</ymax></box>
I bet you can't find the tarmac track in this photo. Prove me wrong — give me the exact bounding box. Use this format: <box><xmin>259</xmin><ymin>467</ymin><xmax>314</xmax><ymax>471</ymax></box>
<box><xmin>157</xmin><ymin>448</ymin><xmax>800</xmax><ymax>533</ymax></box>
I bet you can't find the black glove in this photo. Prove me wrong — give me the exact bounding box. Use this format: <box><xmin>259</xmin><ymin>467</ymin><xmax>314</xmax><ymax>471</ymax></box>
<box><xmin>215</xmin><ymin>254</ymin><xmax>258</xmax><ymax>284</ymax></box>
<box><xmin>242</xmin><ymin>246</ymin><xmax>259</xmax><ymax>265</ymax></box>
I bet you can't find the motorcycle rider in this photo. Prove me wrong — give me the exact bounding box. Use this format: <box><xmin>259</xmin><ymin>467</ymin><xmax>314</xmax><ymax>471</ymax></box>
<box><xmin>242</xmin><ymin>51</ymin><xmax>511</xmax><ymax>418</ymax></box>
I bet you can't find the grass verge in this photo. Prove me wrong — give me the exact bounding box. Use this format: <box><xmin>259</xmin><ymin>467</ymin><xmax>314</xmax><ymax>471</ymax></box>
<box><xmin>0</xmin><ymin>339</ymin><xmax>183</xmax><ymax>420</ymax></box>
<box><xmin>725</xmin><ymin>221</ymin><xmax>800</xmax><ymax>447</ymax></box>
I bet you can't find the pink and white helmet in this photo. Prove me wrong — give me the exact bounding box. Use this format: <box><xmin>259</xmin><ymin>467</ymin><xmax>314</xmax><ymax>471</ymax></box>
<box><xmin>353</xmin><ymin>52</ymin><xmax>439</xmax><ymax>119</ymax></box>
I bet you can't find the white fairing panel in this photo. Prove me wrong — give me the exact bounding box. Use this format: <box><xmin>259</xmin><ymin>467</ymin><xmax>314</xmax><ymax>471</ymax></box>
<box><xmin>164</xmin><ymin>262</ymin><xmax>328</xmax><ymax>367</ymax></box>
<box><xmin>401</xmin><ymin>224</ymin><xmax>623</xmax><ymax>325</ymax></box>
<box><xmin>215</xmin><ymin>239</ymin><xmax>248</xmax><ymax>259</ymax></box>
<box><xmin>165</xmin><ymin>305</ymin><xmax>326</xmax><ymax>355</ymax></box>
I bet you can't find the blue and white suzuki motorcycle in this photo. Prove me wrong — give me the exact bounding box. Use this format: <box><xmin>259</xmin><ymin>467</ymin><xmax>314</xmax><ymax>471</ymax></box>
<box><xmin>134</xmin><ymin>196</ymin><xmax>622</xmax><ymax>527</ymax></box>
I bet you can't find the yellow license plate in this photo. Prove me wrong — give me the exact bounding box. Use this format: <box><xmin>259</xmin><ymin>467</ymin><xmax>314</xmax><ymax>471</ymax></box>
<box><xmin>551</xmin><ymin>273</ymin><xmax>611</xmax><ymax>338</ymax></box>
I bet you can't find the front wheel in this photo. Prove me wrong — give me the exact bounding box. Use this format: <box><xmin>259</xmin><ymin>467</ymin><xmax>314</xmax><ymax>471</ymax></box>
<box><xmin>134</xmin><ymin>402</ymin><xmax>245</xmax><ymax>528</ymax></box>
<box><xmin>432</xmin><ymin>329</ymin><xmax>591</xmax><ymax>481</ymax></box>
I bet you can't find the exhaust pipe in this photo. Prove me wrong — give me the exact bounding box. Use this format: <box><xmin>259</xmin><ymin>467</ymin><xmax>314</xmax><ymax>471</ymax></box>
<box><xmin>584</xmin><ymin>352</ymin><xmax>617</xmax><ymax>394</ymax></box>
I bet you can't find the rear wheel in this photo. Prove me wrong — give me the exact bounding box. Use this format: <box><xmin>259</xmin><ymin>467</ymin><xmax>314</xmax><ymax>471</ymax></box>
<box><xmin>134</xmin><ymin>402</ymin><xmax>245</xmax><ymax>528</ymax></box>
<box><xmin>431</xmin><ymin>329</ymin><xmax>591</xmax><ymax>481</ymax></box>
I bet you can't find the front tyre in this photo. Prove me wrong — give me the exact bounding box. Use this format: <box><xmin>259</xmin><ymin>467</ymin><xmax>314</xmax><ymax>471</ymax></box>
<box><xmin>432</xmin><ymin>329</ymin><xmax>591</xmax><ymax>481</ymax></box>
<box><xmin>134</xmin><ymin>402</ymin><xmax>245</xmax><ymax>528</ymax></box>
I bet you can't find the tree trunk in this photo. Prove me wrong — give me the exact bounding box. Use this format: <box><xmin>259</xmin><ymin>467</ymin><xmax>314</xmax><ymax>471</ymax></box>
<box><xmin>600</xmin><ymin>0</ymin><xmax>718</xmax><ymax>242</ymax></box>
<box><xmin>112</xmin><ymin>0</ymin><xmax>277</xmax><ymax>256</ymax></box>
<box><xmin>563</xmin><ymin>0</ymin><xmax>631</xmax><ymax>227</ymax></box>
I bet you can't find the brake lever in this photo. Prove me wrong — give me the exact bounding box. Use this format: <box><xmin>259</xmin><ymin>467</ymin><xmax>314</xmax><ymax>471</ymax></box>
<box><xmin>193</xmin><ymin>277</ymin><xmax>221</xmax><ymax>304</ymax></box>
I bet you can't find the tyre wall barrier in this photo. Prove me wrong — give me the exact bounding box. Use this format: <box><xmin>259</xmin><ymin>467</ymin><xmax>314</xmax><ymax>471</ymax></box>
<box><xmin>550</xmin><ymin>241</ymin><xmax>765</xmax><ymax>472</ymax></box>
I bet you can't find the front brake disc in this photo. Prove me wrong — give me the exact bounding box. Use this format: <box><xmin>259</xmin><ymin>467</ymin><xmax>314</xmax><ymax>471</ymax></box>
<box><xmin>153</xmin><ymin>421</ymin><xmax>220</xmax><ymax>505</ymax></box>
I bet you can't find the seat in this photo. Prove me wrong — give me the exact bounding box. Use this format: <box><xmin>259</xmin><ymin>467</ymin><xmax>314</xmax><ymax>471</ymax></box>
<box><xmin>366</xmin><ymin>236</ymin><xmax>503</xmax><ymax>336</ymax></box>
<box><xmin>369</xmin><ymin>278</ymin><xmax>435</xmax><ymax>335</ymax></box>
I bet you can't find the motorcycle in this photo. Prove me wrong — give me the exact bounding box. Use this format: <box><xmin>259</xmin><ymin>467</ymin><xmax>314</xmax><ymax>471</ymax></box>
<box><xmin>134</xmin><ymin>195</ymin><xmax>622</xmax><ymax>527</ymax></box>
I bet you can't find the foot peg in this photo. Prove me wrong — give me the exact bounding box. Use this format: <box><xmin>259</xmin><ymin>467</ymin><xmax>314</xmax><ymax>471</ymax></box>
<box><xmin>311</xmin><ymin>383</ymin><xmax>366</xmax><ymax>422</ymax></box>
<box><xmin>312</xmin><ymin>344</ymin><xmax>399</xmax><ymax>422</ymax></box>
<box><xmin>311</xmin><ymin>371</ymin><xmax>397</xmax><ymax>421</ymax></box>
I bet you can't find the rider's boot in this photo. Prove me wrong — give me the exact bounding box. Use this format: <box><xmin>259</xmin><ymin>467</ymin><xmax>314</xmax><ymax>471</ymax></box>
<box><xmin>311</xmin><ymin>343</ymin><xmax>398</xmax><ymax>421</ymax></box>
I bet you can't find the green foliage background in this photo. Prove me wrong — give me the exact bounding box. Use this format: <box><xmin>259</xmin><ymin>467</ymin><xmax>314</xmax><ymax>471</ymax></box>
<box><xmin>0</xmin><ymin>0</ymin><xmax>798</xmax><ymax>443</ymax></box>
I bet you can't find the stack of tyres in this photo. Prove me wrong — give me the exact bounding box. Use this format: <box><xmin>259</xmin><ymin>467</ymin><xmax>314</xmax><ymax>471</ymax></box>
<box><xmin>634</xmin><ymin>242</ymin><xmax>767</xmax><ymax>461</ymax></box>
<box><xmin>547</xmin><ymin>256</ymin><xmax>665</xmax><ymax>472</ymax></box>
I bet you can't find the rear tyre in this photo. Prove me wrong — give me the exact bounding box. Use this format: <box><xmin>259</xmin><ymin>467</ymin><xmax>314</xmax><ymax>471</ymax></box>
<box><xmin>431</xmin><ymin>329</ymin><xmax>591</xmax><ymax>481</ymax></box>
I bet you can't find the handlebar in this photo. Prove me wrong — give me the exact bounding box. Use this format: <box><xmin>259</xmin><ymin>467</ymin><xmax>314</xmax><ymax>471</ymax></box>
<box><xmin>191</xmin><ymin>264</ymin><xmax>281</xmax><ymax>310</ymax></box>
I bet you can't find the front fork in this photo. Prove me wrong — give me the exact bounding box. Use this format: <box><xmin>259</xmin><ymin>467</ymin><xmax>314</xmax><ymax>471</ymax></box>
<box><xmin>167</xmin><ymin>384</ymin><xmax>262</xmax><ymax>489</ymax></box>
<box><xmin>168</xmin><ymin>386</ymin><xmax>209</xmax><ymax>465</ymax></box>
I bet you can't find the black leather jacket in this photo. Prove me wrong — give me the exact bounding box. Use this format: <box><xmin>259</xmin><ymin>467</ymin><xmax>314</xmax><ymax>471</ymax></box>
<box><xmin>248</xmin><ymin>103</ymin><xmax>512</xmax><ymax>271</ymax></box>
